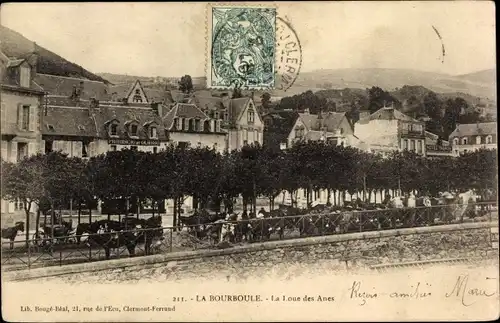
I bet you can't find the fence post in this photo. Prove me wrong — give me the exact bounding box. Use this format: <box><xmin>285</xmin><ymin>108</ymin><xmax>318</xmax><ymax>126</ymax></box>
<box><xmin>27</xmin><ymin>241</ymin><xmax>31</xmax><ymax>269</ymax></box>
<box><xmin>169</xmin><ymin>228</ymin><xmax>173</xmax><ymax>252</ymax></box>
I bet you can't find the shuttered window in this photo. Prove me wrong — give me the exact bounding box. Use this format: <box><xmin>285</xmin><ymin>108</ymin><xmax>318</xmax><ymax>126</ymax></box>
<box><xmin>29</xmin><ymin>105</ymin><xmax>36</xmax><ymax>131</ymax></box>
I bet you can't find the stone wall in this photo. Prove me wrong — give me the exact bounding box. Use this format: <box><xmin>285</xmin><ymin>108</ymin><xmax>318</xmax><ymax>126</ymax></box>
<box><xmin>5</xmin><ymin>222</ymin><xmax>498</xmax><ymax>281</ymax></box>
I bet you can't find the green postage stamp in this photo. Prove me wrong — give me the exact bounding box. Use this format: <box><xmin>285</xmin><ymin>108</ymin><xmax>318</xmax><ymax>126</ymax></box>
<box><xmin>207</xmin><ymin>5</ymin><xmax>277</xmax><ymax>89</ymax></box>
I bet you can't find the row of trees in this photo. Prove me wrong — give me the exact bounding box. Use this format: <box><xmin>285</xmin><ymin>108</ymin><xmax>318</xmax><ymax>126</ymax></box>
<box><xmin>2</xmin><ymin>144</ymin><xmax>497</xmax><ymax>246</ymax></box>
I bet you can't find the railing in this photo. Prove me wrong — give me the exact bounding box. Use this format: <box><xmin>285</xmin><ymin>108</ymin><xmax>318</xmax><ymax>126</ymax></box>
<box><xmin>1</xmin><ymin>202</ymin><xmax>497</xmax><ymax>271</ymax></box>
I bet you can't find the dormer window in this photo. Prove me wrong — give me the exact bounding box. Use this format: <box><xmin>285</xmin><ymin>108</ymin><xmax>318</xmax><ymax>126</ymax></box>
<box><xmin>247</xmin><ymin>109</ymin><xmax>255</xmax><ymax>123</ymax></box>
<box><xmin>195</xmin><ymin>119</ymin><xmax>201</xmax><ymax>131</ymax></box>
<box><xmin>461</xmin><ymin>137</ymin><xmax>468</xmax><ymax>145</ymax></box>
<box><xmin>476</xmin><ymin>136</ymin><xmax>481</xmax><ymax>145</ymax></box>
<box><xmin>110</xmin><ymin>124</ymin><xmax>118</xmax><ymax>136</ymax></box>
<box><xmin>486</xmin><ymin>135</ymin><xmax>493</xmax><ymax>144</ymax></box>
<box><xmin>224</xmin><ymin>112</ymin><xmax>229</xmax><ymax>121</ymax></box>
<box><xmin>150</xmin><ymin>127</ymin><xmax>158</xmax><ymax>139</ymax></box>
<box><xmin>130</xmin><ymin>124</ymin><xmax>138</xmax><ymax>136</ymax></box>
<box><xmin>453</xmin><ymin>138</ymin><xmax>459</xmax><ymax>146</ymax></box>
<box><xmin>20</xmin><ymin>66</ymin><xmax>30</xmax><ymax>88</ymax></box>
<box><xmin>133</xmin><ymin>89</ymin><xmax>143</xmax><ymax>103</ymax></box>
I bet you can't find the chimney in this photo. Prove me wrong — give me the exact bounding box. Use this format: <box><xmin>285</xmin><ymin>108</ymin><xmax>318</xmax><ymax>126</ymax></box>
<box><xmin>78</xmin><ymin>80</ymin><xmax>84</xmax><ymax>97</ymax></box>
<box><xmin>221</xmin><ymin>93</ymin><xmax>230</xmax><ymax>109</ymax></box>
<box><xmin>89</xmin><ymin>97</ymin><xmax>100</xmax><ymax>115</ymax></box>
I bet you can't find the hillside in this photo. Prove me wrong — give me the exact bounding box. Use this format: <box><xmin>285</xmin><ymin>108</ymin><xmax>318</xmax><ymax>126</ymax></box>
<box><xmin>290</xmin><ymin>68</ymin><xmax>496</xmax><ymax>100</ymax></box>
<box><xmin>456</xmin><ymin>69</ymin><xmax>496</xmax><ymax>84</ymax></box>
<box><xmin>0</xmin><ymin>25</ymin><xmax>110</xmax><ymax>84</ymax></box>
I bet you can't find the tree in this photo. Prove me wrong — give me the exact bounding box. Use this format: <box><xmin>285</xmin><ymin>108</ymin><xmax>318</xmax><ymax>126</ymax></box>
<box><xmin>178</xmin><ymin>75</ymin><xmax>193</xmax><ymax>93</ymax></box>
<box><xmin>261</xmin><ymin>92</ymin><xmax>271</xmax><ymax>110</ymax></box>
<box><xmin>367</xmin><ymin>86</ymin><xmax>400</xmax><ymax>114</ymax></box>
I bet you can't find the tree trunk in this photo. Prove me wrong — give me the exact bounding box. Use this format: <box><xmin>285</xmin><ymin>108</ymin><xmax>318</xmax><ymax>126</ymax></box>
<box><xmin>88</xmin><ymin>207</ymin><xmax>92</xmax><ymax>224</ymax></box>
<box><xmin>35</xmin><ymin>208</ymin><xmax>40</xmax><ymax>238</ymax></box>
<box><xmin>77</xmin><ymin>201</ymin><xmax>81</xmax><ymax>225</ymax></box>
<box><xmin>173</xmin><ymin>197</ymin><xmax>178</xmax><ymax>231</ymax></box>
<box><xmin>327</xmin><ymin>188</ymin><xmax>331</xmax><ymax>205</ymax></box>
<box><xmin>136</xmin><ymin>197</ymin><xmax>140</xmax><ymax>219</ymax></box>
<box><xmin>24</xmin><ymin>201</ymin><xmax>31</xmax><ymax>248</ymax></box>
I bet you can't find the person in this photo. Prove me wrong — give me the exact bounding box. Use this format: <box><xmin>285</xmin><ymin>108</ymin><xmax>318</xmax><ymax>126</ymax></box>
<box><xmin>257</xmin><ymin>208</ymin><xmax>266</xmax><ymax>218</ymax></box>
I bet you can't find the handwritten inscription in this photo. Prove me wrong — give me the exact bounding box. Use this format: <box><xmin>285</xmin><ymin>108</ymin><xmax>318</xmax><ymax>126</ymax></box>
<box><xmin>445</xmin><ymin>275</ymin><xmax>497</xmax><ymax>306</ymax></box>
<box><xmin>349</xmin><ymin>281</ymin><xmax>433</xmax><ymax>306</ymax></box>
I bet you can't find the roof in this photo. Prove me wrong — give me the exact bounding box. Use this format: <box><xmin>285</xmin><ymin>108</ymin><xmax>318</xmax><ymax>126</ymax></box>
<box><xmin>162</xmin><ymin>103</ymin><xmax>209</xmax><ymax>129</ymax></box>
<box><xmin>34</xmin><ymin>73</ymin><xmax>111</xmax><ymax>100</ymax></box>
<box><xmin>42</xmin><ymin>106</ymin><xmax>97</xmax><ymax>137</ymax></box>
<box><xmin>363</xmin><ymin>106</ymin><xmax>421</xmax><ymax>123</ymax></box>
<box><xmin>449</xmin><ymin>122</ymin><xmax>497</xmax><ymax>138</ymax></box>
<box><xmin>298</xmin><ymin>112</ymin><xmax>346</xmax><ymax>132</ymax></box>
<box><xmin>93</xmin><ymin>105</ymin><xmax>167</xmax><ymax>141</ymax></box>
<box><xmin>193</xmin><ymin>95</ymin><xmax>253</xmax><ymax>124</ymax></box>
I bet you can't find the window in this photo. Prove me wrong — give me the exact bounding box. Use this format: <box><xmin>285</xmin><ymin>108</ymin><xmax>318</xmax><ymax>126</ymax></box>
<box><xmin>461</xmin><ymin>137</ymin><xmax>468</xmax><ymax>145</ymax></box>
<box><xmin>197</xmin><ymin>142</ymin><xmax>202</xmax><ymax>148</ymax></box>
<box><xmin>409</xmin><ymin>139</ymin><xmax>415</xmax><ymax>151</ymax></box>
<box><xmin>133</xmin><ymin>89</ymin><xmax>142</xmax><ymax>103</ymax></box>
<box><xmin>45</xmin><ymin>140</ymin><xmax>53</xmax><ymax>154</ymax></box>
<box><xmin>110</xmin><ymin>124</ymin><xmax>118</xmax><ymax>136</ymax></box>
<box><xmin>150</xmin><ymin>127</ymin><xmax>158</xmax><ymax>139</ymax></box>
<box><xmin>224</xmin><ymin>112</ymin><xmax>229</xmax><ymax>121</ymax></box>
<box><xmin>17</xmin><ymin>142</ymin><xmax>28</xmax><ymax>162</ymax></box>
<box><xmin>21</xmin><ymin>105</ymin><xmax>29</xmax><ymax>130</ymax></box>
<box><xmin>476</xmin><ymin>136</ymin><xmax>482</xmax><ymax>145</ymax></box>
<box><xmin>453</xmin><ymin>138</ymin><xmax>459</xmax><ymax>146</ymax></box>
<box><xmin>486</xmin><ymin>135</ymin><xmax>493</xmax><ymax>144</ymax></box>
<box><xmin>20</xmin><ymin>66</ymin><xmax>30</xmax><ymax>88</ymax></box>
<box><xmin>214</xmin><ymin>112</ymin><xmax>219</xmax><ymax>120</ymax></box>
<box><xmin>247</xmin><ymin>109</ymin><xmax>255</xmax><ymax>123</ymax></box>
<box><xmin>403</xmin><ymin>139</ymin><xmax>408</xmax><ymax>150</ymax></box>
<box><xmin>110</xmin><ymin>145</ymin><xmax>117</xmax><ymax>151</ymax></box>
<box><xmin>417</xmin><ymin>140</ymin><xmax>422</xmax><ymax>154</ymax></box>
<box><xmin>130</xmin><ymin>124</ymin><xmax>138</xmax><ymax>136</ymax></box>
<box><xmin>153</xmin><ymin>147</ymin><xmax>157</xmax><ymax>154</ymax></box>
<box><xmin>130</xmin><ymin>146</ymin><xmax>138</xmax><ymax>151</ymax></box>
<box><xmin>82</xmin><ymin>143</ymin><xmax>88</xmax><ymax>157</ymax></box>
<box><xmin>14</xmin><ymin>199</ymin><xmax>24</xmax><ymax>211</ymax></box>
<box><xmin>243</xmin><ymin>140</ymin><xmax>248</xmax><ymax>146</ymax></box>
<box><xmin>194</xmin><ymin>119</ymin><xmax>201</xmax><ymax>131</ymax></box>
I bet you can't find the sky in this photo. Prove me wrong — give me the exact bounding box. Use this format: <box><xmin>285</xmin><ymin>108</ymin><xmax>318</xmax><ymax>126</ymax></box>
<box><xmin>0</xmin><ymin>2</ymin><xmax>496</xmax><ymax>77</ymax></box>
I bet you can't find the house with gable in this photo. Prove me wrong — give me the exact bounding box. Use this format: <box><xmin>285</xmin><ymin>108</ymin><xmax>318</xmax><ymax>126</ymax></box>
<box><xmin>354</xmin><ymin>104</ymin><xmax>427</xmax><ymax>156</ymax></box>
<box><xmin>194</xmin><ymin>93</ymin><xmax>264</xmax><ymax>151</ymax></box>
<box><xmin>287</xmin><ymin>109</ymin><xmax>366</xmax><ymax>150</ymax></box>
<box><xmin>162</xmin><ymin>102</ymin><xmax>226</xmax><ymax>153</ymax></box>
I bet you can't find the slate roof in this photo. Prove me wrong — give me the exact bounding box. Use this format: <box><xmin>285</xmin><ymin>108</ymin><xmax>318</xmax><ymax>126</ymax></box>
<box><xmin>42</xmin><ymin>106</ymin><xmax>97</xmax><ymax>137</ymax></box>
<box><xmin>109</xmin><ymin>83</ymin><xmax>175</xmax><ymax>104</ymax></box>
<box><xmin>162</xmin><ymin>103</ymin><xmax>209</xmax><ymax>130</ymax></box>
<box><xmin>33</xmin><ymin>73</ymin><xmax>110</xmax><ymax>100</ymax></box>
<box><xmin>360</xmin><ymin>106</ymin><xmax>421</xmax><ymax>124</ymax></box>
<box><xmin>93</xmin><ymin>105</ymin><xmax>167</xmax><ymax>141</ymax></box>
<box><xmin>298</xmin><ymin>112</ymin><xmax>347</xmax><ymax>132</ymax></box>
<box><xmin>193</xmin><ymin>95</ymin><xmax>252</xmax><ymax>124</ymax></box>
<box><xmin>449</xmin><ymin>122</ymin><xmax>497</xmax><ymax>138</ymax></box>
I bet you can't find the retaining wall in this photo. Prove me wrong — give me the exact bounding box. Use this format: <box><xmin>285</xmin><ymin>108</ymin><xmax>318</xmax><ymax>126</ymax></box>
<box><xmin>3</xmin><ymin>221</ymin><xmax>498</xmax><ymax>281</ymax></box>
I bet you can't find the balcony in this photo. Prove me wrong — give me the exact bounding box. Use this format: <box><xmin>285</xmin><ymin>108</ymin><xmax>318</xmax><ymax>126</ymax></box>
<box><xmin>400</xmin><ymin>129</ymin><xmax>425</xmax><ymax>137</ymax></box>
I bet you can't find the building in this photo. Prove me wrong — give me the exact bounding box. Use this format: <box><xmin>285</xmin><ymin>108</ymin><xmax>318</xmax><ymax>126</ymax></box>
<box><xmin>354</xmin><ymin>105</ymin><xmax>426</xmax><ymax>156</ymax></box>
<box><xmin>287</xmin><ymin>109</ymin><xmax>365</xmax><ymax>150</ymax></box>
<box><xmin>162</xmin><ymin>102</ymin><xmax>227</xmax><ymax>153</ymax></box>
<box><xmin>449</xmin><ymin>122</ymin><xmax>497</xmax><ymax>156</ymax></box>
<box><xmin>0</xmin><ymin>50</ymin><xmax>45</xmax><ymax>223</ymax></box>
<box><xmin>425</xmin><ymin>131</ymin><xmax>453</xmax><ymax>158</ymax></box>
<box><xmin>262</xmin><ymin>109</ymin><xmax>299</xmax><ymax>150</ymax></box>
<box><xmin>194</xmin><ymin>93</ymin><xmax>264</xmax><ymax>151</ymax></box>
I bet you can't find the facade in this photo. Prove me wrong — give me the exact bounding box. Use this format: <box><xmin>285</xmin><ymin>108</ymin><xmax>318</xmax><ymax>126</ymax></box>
<box><xmin>0</xmin><ymin>50</ymin><xmax>45</xmax><ymax>223</ymax></box>
<box><xmin>425</xmin><ymin>131</ymin><xmax>453</xmax><ymax>157</ymax></box>
<box><xmin>354</xmin><ymin>105</ymin><xmax>426</xmax><ymax>156</ymax></box>
<box><xmin>194</xmin><ymin>94</ymin><xmax>264</xmax><ymax>151</ymax></box>
<box><xmin>449</xmin><ymin>122</ymin><xmax>497</xmax><ymax>156</ymax></box>
<box><xmin>287</xmin><ymin>110</ymin><xmax>366</xmax><ymax>150</ymax></box>
<box><xmin>162</xmin><ymin>102</ymin><xmax>227</xmax><ymax>153</ymax></box>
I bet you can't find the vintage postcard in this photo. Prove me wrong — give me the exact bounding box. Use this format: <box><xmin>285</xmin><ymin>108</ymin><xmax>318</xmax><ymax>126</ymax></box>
<box><xmin>1</xmin><ymin>1</ymin><xmax>498</xmax><ymax>322</ymax></box>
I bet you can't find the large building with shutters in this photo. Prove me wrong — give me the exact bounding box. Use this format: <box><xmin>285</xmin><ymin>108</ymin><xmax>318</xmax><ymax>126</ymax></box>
<box><xmin>0</xmin><ymin>50</ymin><xmax>45</xmax><ymax>222</ymax></box>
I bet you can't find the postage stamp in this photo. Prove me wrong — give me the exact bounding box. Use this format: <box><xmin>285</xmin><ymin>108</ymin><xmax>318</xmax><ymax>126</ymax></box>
<box><xmin>207</xmin><ymin>5</ymin><xmax>277</xmax><ymax>89</ymax></box>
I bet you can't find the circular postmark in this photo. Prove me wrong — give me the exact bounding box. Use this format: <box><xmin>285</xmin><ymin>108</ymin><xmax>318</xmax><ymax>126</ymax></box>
<box><xmin>211</xmin><ymin>8</ymin><xmax>276</xmax><ymax>89</ymax></box>
<box><xmin>275</xmin><ymin>16</ymin><xmax>302</xmax><ymax>91</ymax></box>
